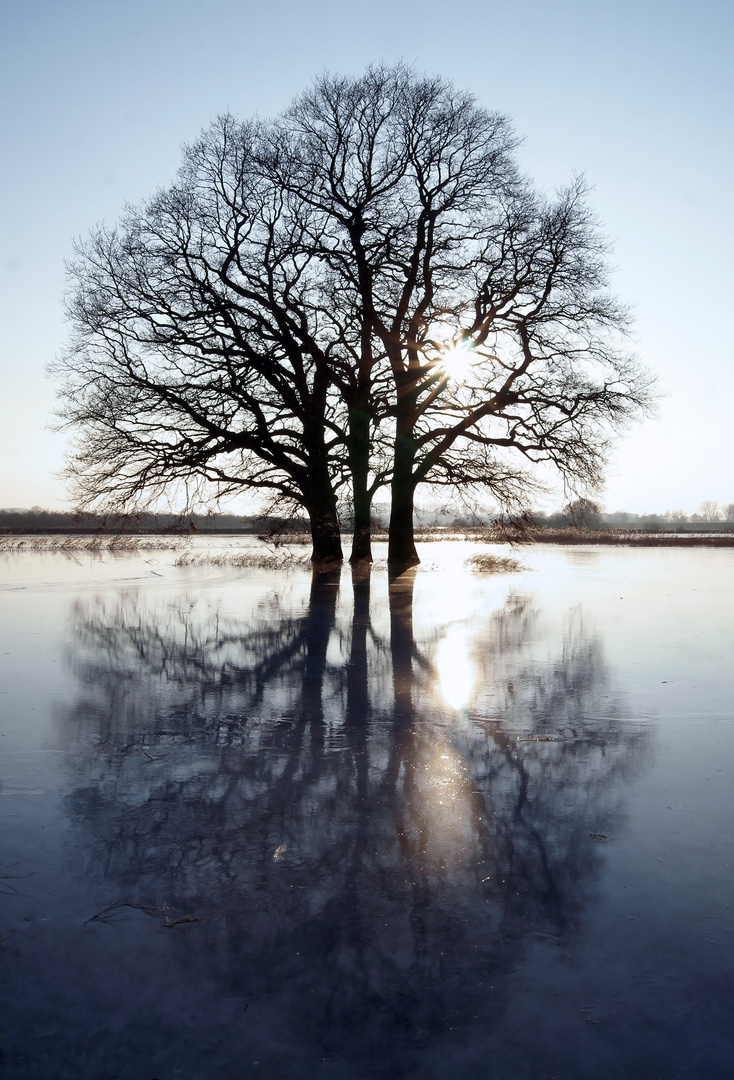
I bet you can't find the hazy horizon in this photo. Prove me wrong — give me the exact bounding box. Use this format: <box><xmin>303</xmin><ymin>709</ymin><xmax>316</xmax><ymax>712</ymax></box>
<box><xmin>1</xmin><ymin>499</ymin><xmax>732</xmax><ymax>522</ymax></box>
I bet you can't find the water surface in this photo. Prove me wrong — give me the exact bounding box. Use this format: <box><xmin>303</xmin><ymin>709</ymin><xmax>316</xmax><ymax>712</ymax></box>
<box><xmin>1</xmin><ymin>542</ymin><xmax>733</xmax><ymax>1079</ymax></box>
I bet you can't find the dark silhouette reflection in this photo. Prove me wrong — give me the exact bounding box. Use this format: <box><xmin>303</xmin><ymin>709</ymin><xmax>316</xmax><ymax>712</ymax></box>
<box><xmin>389</xmin><ymin>568</ymin><xmax>420</xmax><ymax>724</ymax></box>
<box><xmin>55</xmin><ymin>568</ymin><xmax>649</xmax><ymax>1077</ymax></box>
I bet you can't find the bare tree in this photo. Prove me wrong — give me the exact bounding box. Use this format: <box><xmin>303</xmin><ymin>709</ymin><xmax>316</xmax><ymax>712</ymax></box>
<box><xmin>276</xmin><ymin>67</ymin><xmax>652</xmax><ymax>568</ymax></box>
<box><xmin>564</xmin><ymin>497</ymin><xmax>604</xmax><ymax>529</ymax></box>
<box><xmin>723</xmin><ymin>503</ymin><xmax>734</xmax><ymax>522</ymax></box>
<box><xmin>698</xmin><ymin>500</ymin><xmax>722</xmax><ymax>521</ymax></box>
<box><xmin>55</xmin><ymin>117</ymin><xmax>347</xmax><ymax>563</ymax></box>
<box><xmin>54</xmin><ymin>65</ymin><xmax>651</xmax><ymax>568</ymax></box>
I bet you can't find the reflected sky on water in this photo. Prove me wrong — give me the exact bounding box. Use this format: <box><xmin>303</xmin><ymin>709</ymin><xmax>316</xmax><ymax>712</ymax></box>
<box><xmin>1</xmin><ymin>543</ymin><xmax>733</xmax><ymax>1079</ymax></box>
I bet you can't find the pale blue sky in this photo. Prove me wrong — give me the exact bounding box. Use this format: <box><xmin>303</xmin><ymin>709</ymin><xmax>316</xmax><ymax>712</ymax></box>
<box><xmin>1</xmin><ymin>0</ymin><xmax>731</xmax><ymax>513</ymax></box>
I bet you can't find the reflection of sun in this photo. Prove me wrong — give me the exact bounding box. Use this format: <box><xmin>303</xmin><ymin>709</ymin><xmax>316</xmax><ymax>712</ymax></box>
<box><xmin>439</xmin><ymin>341</ymin><xmax>473</xmax><ymax>383</ymax></box>
<box><xmin>435</xmin><ymin>627</ymin><xmax>474</xmax><ymax>709</ymax></box>
<box><xmin>419</xmin><ymin>741</ymin><xmax>479</xmax><ymax>867</ymax></box>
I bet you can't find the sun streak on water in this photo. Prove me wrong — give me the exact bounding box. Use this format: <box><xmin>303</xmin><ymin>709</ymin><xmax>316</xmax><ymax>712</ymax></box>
<box><xmin>435</xmin><ymin>627</ymin><xmax>475</xmax><ymax>709</ymax></box>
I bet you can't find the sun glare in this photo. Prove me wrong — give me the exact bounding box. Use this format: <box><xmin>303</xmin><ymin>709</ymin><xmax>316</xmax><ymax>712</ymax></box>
<box><xmin>440</xmin><ymin>342</ymin><xmax>473</xmax><ymax>382</ymax></box>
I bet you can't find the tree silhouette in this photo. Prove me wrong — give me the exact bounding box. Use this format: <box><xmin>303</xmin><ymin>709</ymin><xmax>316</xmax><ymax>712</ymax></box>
<box><xmin>563</xmin><ymin>497</ymin><xmax>604</xmax><ymax>529</ymax></box>
<box><xmin>56</xmin><ymin>118</ymin><xmax>347</xmax><ymax>562</ymax></box>
<box><xmin>55</xmin><ymin>65</ymin><xmax>651</xmax><ymax>570</ymax></box>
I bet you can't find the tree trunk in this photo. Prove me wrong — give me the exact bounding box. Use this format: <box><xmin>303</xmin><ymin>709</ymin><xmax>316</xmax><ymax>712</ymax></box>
<box><xmin>303</xmin><ymin>403</ymin><xmax>343</xmax><ymax>565</ymax></box>
<box><xmin>387</xmin><ymin>413</ymin><xmax>420</xmax><ymax>571</ymax></box>
<box><xmin>348</xmin><ymin>405</ymin><xmax>373</xmax><ymax>564</ymax></box>
<box><xmin>307</xmin><ymin>493</ymin><xmax>343</xmax><ymax>564</ymax></box>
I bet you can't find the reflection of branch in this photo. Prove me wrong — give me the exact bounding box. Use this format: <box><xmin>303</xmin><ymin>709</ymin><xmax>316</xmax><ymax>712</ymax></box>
<box><xmin>83</xmin><ymin>899</ymin><xmax>201</xmax><ymax>930</ymax></box>
<box><xmin>58</xmin><ymin>577</ymin><xmax>649</xmax><ymax>1056</ymax></box>
<box><xmin>68</xmin><ymin>571</ymin><xmax>343</xmax><ymax>730</ymax></box>
<box><xmin>0</xmin><ymin>869</ymin><xmax>34</xmax><ymax>897</ymax></box>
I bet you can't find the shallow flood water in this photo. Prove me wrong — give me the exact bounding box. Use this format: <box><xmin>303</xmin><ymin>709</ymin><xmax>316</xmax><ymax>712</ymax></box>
<box><xmin>1</xmin><ymin>541</ymin><xmax>733</xmax><ymax>1079</ymax></box>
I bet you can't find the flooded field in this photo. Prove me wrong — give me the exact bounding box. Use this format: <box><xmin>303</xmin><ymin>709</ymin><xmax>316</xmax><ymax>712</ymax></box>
<box><xmin>1</xmin><ymin>541</ymin><xmax>733</xmax><ymax>1079</ymax></box>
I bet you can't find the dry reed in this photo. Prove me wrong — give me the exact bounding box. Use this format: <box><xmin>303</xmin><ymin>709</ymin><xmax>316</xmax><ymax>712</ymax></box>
<box><xmin>467</xmin><ymin>553</ymin><xmax>525</xmax><ymax>573</ymax></box>
<box><xmin>175</xmin><ymin>549</ymin><xmax>313</xmax><ymax>570</ymax></box>
<box><xmin>0</xmin><ymin>535</ymin><xmax>186</xmax><ymax>553</ymax></box>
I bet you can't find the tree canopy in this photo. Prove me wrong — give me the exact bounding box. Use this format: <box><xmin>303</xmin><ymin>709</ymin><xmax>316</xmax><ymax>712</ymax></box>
<box><xmin>54</xmin><ymin>64</ymin><xmax>652</xmax><ymax>568</ymax></box>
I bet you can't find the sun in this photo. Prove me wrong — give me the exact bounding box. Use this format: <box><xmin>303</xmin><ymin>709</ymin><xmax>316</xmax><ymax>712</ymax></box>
<box><xmin>440</xmin><ymin>341</ymin><xmax>473</xmax><ymax>382</ymax></box>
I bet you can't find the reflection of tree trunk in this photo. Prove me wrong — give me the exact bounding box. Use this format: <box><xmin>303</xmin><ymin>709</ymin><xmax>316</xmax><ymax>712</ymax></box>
<box><xmin>347</xmin><ymin>565</ymin><xmax>371</xmax><ymax>723</ymax></box>
<box><xmin>302</xmin><ymin>566</ymin><xmax>341</xmax><ymax>723</ymax></box>
<box><xmin>346</xmin><ymin>565</ymin><xmax>371</xmax><ymax>905</ymax></box>
<box><xmin>252</xmin><ymin>566</ymin><xmax>341</xmax><ymax>832</ymax></box>
<box><xmin>387</xmin><ymin>567</ymin><xmax>435</xmax><ymax>981</ymax></box>
<box><xmin>389</xmin><ymin>568</ymin><xmax>417</xmax><ymax>724</ymax></box>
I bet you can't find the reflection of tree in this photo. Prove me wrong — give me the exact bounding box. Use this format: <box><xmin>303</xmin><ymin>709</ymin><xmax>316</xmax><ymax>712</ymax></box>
<box><xmin>58</xmin><ymin>570</ymin><xmax>649</xmax><ymax>1073</ymax></box>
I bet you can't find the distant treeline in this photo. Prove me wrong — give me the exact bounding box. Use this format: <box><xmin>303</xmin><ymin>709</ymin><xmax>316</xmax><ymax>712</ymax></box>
<box><xmin>0</xmin><ymin>507</ymin><xmax>309</xmax><ymax>535</ymax></box>
<box><xmin>528</xmin><ymin>511</ymin><xmax>734</xmax><ymax>533</ymax></box>
<box><xmin>2</xmin><ymin>502</ymin><xmax>733</xmax><ymax>535</ymax></box>
<box><xmin>426</xmin><ymin>498</ymin><xmax>734</xmax><ymax>532</ymax></box>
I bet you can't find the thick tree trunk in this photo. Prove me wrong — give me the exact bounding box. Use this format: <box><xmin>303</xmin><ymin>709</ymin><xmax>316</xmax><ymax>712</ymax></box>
<box><xmin>307</xmin><ymin>493</ymin><xmax>343</xmax><ymax>564</ymax></box>
<box><xmin>303</xmin><ymin>405</ymin><xmax>343</xmax><ymax>565</ymax></box>
<box><xmin>348</xmin><ymin>405</ymin><xmax>373</xmax><ymax>565</ymax></box>
<box><xmin>387</xmin><ymin>415</ymin><xmax>419</xmax><ymax>571</ymax></box>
